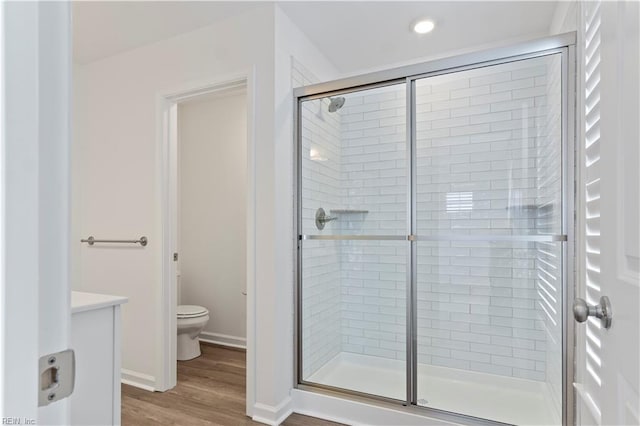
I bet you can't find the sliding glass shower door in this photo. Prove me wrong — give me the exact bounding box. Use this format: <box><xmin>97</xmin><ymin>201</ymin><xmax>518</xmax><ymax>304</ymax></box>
<box><xmin>412</xmin><ymin>54</ymin><xmax>565</xmax><ymax>425</ymax></box>
<box><xmin>298</xmin><ymin>83</ymin><xmax>409</xmax><ymax>401</ymax></box>
<box><xmin>296</xmin><ymin>37</ymin><xmax>572</xmax><ymax>426</ymax></box>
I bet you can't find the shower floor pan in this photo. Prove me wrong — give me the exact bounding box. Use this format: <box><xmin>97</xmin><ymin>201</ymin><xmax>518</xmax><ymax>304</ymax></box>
<box><xmin>308</xmin><ymin>352</ymin><xmax>561</xmax><ymax>426</ymax></box>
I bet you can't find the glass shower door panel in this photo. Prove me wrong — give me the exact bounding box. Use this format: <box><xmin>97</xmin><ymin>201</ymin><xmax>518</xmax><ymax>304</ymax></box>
<box><xmin>299</xmin><ymin>82</ymin><xmax>409</xmax><ymax>402</ymax></box>
<box><xmin>414</xmin><ymin>54</ymin><xmax>564</xmax><ymax>425</ymax></box>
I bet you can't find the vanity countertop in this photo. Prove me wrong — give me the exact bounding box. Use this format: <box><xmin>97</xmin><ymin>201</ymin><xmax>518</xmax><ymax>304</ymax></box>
<box><xmin>71</xmin><ymin>291</ymin><xmax>128</xmax><ymax>314</ymax></box>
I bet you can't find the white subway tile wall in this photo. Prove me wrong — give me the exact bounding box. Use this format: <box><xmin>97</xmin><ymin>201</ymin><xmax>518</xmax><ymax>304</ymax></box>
<box><xmin>416</xmin><ymin>57</ymin><xmax>562</xmax><ymax>380</ymax></box>
<box><xmin>298</xmin><ymin>55</ymin><xmax>563</xmax><ymax>388</ymax></box>
<box><xmin>337</xmin><ymin>84</ymin><xmax>408</xmax><ymax>368</ymax></box>
<box><xmin>340</xmin><ymin>240</ymin><xmax>407</xmax><ymax>362</ymax></box>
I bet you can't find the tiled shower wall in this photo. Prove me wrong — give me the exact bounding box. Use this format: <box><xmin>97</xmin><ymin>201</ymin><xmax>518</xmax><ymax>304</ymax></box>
<box><xmin>337</xmin><ymin>85</ymin><xmax>408</xmax><ymax>359</ymax></box>
<box><xmin>300</xmin><ymin>55</ymin><xmax>563</xmax><ymax>383</ymax></box>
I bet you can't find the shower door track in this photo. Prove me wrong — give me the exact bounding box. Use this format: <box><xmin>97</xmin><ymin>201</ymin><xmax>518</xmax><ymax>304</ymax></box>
<box><xmin>294</xmin><ymin>32</ymin><xmax>576</xmax><ymax>426</ymax></box>
<box><xmin>300</xmin><ymin>234</ymin><xmax>567</xmax><ymax>242</ymax></box>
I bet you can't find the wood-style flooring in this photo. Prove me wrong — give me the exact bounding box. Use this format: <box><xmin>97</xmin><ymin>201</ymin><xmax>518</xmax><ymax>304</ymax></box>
<box><xmin>122</xmin><ymin>343</ymin><xmax>343</xmax><ymax>425</ymax></box>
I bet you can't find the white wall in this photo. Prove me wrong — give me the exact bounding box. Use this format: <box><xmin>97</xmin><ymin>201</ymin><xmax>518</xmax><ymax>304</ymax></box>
<box><xmin>71</xmin><ymin>63</ymin><xmax>85</xmax><ymax>294</ymax></box>
<box><xmin>73</xmin><ymin>1</ymin><xmax>275</xmax><ymax>397</ymax></box>
<box><xmin>255</xmin><ymin>7</ymin><xmax>340</xmax><ymax>421</ymax></box>
<box><xmin>177</xmin><ymin>89</ymin><xmax>247</xmax><ymax>346</ymax></box>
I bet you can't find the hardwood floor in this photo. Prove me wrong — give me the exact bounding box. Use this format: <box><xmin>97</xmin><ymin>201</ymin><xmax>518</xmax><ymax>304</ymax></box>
<box><xmin>122</xmin><ymin>343</ymin><xmax>343</xmax><ymax>425</ymax></box>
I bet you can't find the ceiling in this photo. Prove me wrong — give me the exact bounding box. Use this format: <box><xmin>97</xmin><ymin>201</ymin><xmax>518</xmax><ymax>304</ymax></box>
<box><xmin>73</xmin><ymin>1</ymin><xmax>559</xmax><ymax>73</ymax></box>
<box><xmin>278</xmin><ymin>1</ymin><xmax>558</xmax><ymax>74</ymax></box>
<box><xmin>72</xmin><ymin>1</ymin><xmax>261</xmax><ymax>64</ymax></box>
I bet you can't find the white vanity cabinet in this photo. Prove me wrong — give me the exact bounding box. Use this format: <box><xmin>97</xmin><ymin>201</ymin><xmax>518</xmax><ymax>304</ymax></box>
<box><xmin>69</xmin><ymin>291</ymin><xmax>127</xmax><ymax>425</ymax></box>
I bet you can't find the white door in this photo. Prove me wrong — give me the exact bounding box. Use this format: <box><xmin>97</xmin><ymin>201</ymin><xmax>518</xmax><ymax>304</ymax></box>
<box><xmin>1</xmin><ymin>1</ymin><xmax>72</xmax><ymax>424</ymax></box>
<box><xmin>575</xmin><ymin>1</ymin><xmax>640</xmax><ymax>425</ymax></box>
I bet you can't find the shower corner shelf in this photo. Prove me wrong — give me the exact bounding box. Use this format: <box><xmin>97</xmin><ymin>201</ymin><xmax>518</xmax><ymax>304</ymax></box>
<box><xmin>329</xmin><ymin>209</ymin><xmax>369</xmax><ymax>214</ymax></box>
<box><xmin>315</xmin><ymin>208</ymin><xmax>368</xmax><ymax>230</ymax></box>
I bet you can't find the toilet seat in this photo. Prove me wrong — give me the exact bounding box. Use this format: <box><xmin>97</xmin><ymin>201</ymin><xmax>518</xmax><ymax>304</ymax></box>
<box><xmin>177</xmin><ymin>304</ymin><xmax>209</xmax><ymax>319</ymax></box>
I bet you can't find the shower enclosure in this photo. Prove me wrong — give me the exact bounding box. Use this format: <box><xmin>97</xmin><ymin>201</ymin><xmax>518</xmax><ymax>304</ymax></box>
<box><xmin>295</xmin><ymin>34</ymin><xmax>575</xmax><ymax>425</ymax></box>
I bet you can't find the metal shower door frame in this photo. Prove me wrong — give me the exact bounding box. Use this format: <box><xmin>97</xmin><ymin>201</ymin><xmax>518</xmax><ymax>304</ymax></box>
<box><xmin>294</xmin><ymin>32</ymin><xmax>576</xmax><ymax>426</ymax></box>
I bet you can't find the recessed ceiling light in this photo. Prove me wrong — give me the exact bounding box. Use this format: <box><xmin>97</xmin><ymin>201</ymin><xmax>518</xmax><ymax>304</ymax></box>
<box><xmin>413</xmin><ymin>19</ymin><xmax>435</xmax><ymax>34</ymax></box>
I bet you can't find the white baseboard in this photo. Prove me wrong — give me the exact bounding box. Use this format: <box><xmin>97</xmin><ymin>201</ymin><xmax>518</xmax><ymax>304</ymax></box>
<box><xmin>252</xmin><ymin>397</ymin><xmax>293</xmax><ymax>425</ymax></box>
<box><xmin>200</xmin><ymin>331</ymin><xmax>246</xmax><ymax>349</ymax></box>
<box><xmin>121</xmin><ymin>369</ymin><xmax>156</xmax><ymax>392</ymax></box>
<box><xmin>291</xmin><ymin>389</ymin><xmax>459</xmax><ymax>426</ymax></box>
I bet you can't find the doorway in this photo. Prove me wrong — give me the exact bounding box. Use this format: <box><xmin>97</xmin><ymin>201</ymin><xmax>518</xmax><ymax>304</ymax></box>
<box><xmin>157</xmin><ymin>75</ymin><xmax>255</xmax><ymax>415</ymax></box>
<box><xmin>176</xmin><ymin>86</ymin><xmax>247</xmax><ymax>349</ymax></box>
<box><xmin>295</xmin><ymin>34</ymin><xmax>575</xmax><ymax>425</ymax></box>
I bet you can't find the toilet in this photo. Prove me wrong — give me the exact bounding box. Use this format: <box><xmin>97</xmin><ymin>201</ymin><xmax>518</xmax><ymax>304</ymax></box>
<box><xmin>177</xmin><ymin>304</ymin><xmax>209</xmax><ymax>361</ymax></box>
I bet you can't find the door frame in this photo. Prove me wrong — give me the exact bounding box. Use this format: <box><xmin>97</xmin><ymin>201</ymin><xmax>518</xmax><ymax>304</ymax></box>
<box><xmin>573</xmin><ymin>1</ymin><xmax>640</xmax><ymax>424</ymax></box>
<box><xmin>293</xmin><ymin>32</ymin><xmax>577</xmax><ymax>426</ymax></box>
<box><xmin>156</xmin><ymin>69</ymin><xmax>257</xmax><ymax>416</ymax></box>
<box><xmin>1</xmin><ymin>1</ymin><xmax>72</xmax><ymax>423</ymax></box>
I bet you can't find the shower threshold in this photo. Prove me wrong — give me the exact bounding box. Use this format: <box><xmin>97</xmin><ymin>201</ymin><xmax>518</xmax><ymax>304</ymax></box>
<box><xmin>308</xmin><ymin>352</ymin><xmax>561</xmax><ymax>426</ymax></box>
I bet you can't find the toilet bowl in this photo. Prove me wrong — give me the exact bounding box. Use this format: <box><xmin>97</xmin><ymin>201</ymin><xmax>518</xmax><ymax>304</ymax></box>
<box><xmin>177</xmin><ymin>305</ymin><xmax>209</xmax><ymax>361</ymax></box>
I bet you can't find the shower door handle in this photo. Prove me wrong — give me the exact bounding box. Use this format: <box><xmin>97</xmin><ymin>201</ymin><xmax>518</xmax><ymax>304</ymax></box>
<box><xmin>573</xmin><ymin>296</ymin><xmax>612</xmax><ymax>329</ymax></box>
